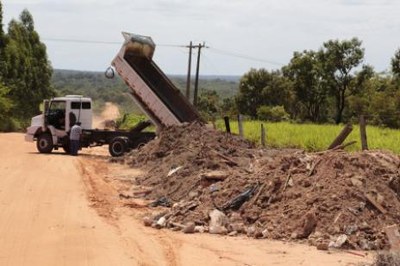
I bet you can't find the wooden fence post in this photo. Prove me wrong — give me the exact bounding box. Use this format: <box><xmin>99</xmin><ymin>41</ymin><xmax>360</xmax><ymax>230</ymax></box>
<box><xmin>328</xmin><ymin>123</ymin><xmax>353</xmax><ymax>150</ymax></box>
<box><xmin>238</xmin><ymin>114</ymin><xmax>244</xmax><ymax>137</ymax></box>
<box><xmin>224</xmin><ymin>116</ymin><xmax>231</xmax><ymax>134</ymax></box>
<box><xmin>359</xmin><ymin>115</ymin><xmax>368</xmax><ymax>151</ymax></box>
<box><xmin>211</xmin><ymin>120</ymin><xmax>217</xmax><ymax>130</ymax></box>
<box><xmin>261</xmin><ymin>124</ymin><xmax>266</xmax><ymax>147</ymax></box>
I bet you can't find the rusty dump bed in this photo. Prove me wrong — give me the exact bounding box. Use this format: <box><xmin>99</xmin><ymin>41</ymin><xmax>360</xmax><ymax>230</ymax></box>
<box><xmin>112</xmin><ymin>32</ymin><xmax>203</xmax><ymax>129</ymax></box>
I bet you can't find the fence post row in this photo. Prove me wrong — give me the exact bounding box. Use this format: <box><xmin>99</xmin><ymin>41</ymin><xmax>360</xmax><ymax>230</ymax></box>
<box><xmin>224</xmin><ymin>116</ymin><xmax>231</xmax><ymax>134</ymax></box>
<box><xmin>328</xmin><ymin>123</ymin><xmax>353</xmax><ymax>150</ymax></box>
<box><xmin>359</xmin><ymin>115</ymin><xmax>369</xmax><ymax>151</ymax></box>
<box><xmin>238</xmin><ymin>114</ymin><xmax>244</xmax><ymax>137</ymax></box>
<box><xmin>261</xmin><ymin>124</ymin><xmax>266</xmax><ymax>147</ymax></box>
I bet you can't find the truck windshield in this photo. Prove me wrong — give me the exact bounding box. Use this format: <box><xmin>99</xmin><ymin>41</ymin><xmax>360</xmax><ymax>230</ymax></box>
<box><xmin>48</xmin><ymin>101</ymin><xmax>66</xmax><ymax>130</ymax></box>
<box><xmin>49</xmin><ymin>101</ymin><xmax>66</xmax><ymax>111</ymax></box>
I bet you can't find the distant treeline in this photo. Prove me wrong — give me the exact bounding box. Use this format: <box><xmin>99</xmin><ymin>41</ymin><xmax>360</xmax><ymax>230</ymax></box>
<box><xmin>51</xmin><ymin>69</ymin><xmax>240</xmax><ymax>114</ymax></box>
<box><xmin>200</xmin><ymin>38</ymin><xmax>400</xmax><ymax>129</ymax></box>
<box><xmin>2</xmin><ymin>1</ymin><xmax>400</xmax><ymax>132</ymax></box>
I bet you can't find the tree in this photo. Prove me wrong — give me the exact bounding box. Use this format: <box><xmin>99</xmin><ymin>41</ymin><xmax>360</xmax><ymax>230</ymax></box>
<box><xmin>220</xmin><ymin>97</ymin><xmax>237</xmax><ymax>117</ymax></box>
<box><xmin>0</xmin><ymin>82</ymin><xmax>13</xmax><ymax>125</ymax></box>
<box><xmin>0</xmin><ymin>1</ymin><xmax>4</xmax><ymax>45</ymax></box>
<box><xmin>319</xmin><ymin>38</ymin><xmax>364</xmax><ymax>124</ymax></box>
<box><xmin>236</xmin><ymin>69</ymin><xmax>291</xmax><ymax>118</ymax></box>
<box><xmin>3</xmin><ymin>9</ymin><xmax>54</xmax><ymax>119</ymax></box>
<box><xmin>257</xmin><ymin>105</ymin><xmax>289</xmax><ymax>122</ymax></box>
<box><xmin>391</xmin><ymin>48</ymin><xmax>400</xmax><ymax>79</ymax></box>
<box><xmin>197</xmin><ymin>89</ymin><xmax>220</xmax><ymax>120</ymax></box>
<box><xmin>0</xmin><ymin>0</ymin><xmax>6</xmax><ymax>77</ymax></box>
<box><xmin>283</xmin><ymin>50</ymin><xmax>328</xmax><ymax>122</ymax></box>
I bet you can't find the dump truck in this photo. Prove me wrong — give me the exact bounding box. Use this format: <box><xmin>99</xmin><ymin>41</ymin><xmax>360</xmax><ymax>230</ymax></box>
<box><xmin>25</xmin><ymin>32</ymin><xmax>203</xmax><ymax>156</ymax></box>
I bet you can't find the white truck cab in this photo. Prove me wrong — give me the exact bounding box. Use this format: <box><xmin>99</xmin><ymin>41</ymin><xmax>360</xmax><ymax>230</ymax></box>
<box><xmin>25</xmin><ymin>94</ymin><xmax>155</xmax><ymax>156</ymax></box>
<box><xmin>25</xmin><ymin>95</ymin><xmax>92</xmax><ymax>153</ymax></box>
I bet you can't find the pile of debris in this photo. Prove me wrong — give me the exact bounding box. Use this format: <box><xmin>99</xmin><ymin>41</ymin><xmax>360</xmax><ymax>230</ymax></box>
<box><xmin>122</xmin><ymin>123</ymin><xmax>400</xmax><ymax>250</ymax></box>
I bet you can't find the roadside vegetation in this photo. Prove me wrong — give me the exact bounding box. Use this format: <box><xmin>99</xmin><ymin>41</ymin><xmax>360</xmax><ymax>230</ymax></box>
<box><xmin>1</xmin><ymin>0</ymin><xmax>400</xmax><ymax>155</ymax></box>
<box><xmin>0</xmin><ymin>2</ymin><xmax>53</xmax><ymax>131</ymax></box>
<box><xmin>215</xmin><ymin>120</ymin><xmax>400</xmax><ymax>154</ymax></box>
<box><xmin>116</xmin><ymin>113</ymin><xmax>400</xmax><ymax>154</ymax></box>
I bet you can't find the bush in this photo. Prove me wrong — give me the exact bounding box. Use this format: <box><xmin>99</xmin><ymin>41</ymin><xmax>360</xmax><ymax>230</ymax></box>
<box><xmin>0</xmin><ymin>117</ymin><xmax>22</xmax><ymax>132</ymax></box>
<box><xmin>257</xmin><ymin>105</ymin><xmax>289</xmax><ymax>122</ymax></box>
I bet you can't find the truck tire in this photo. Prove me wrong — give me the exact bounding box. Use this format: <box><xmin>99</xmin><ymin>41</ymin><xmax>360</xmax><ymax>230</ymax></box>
<box><xmin>109</xmin><ymin>137</ymin><xmax>128</xmax><ymax>157</ymax></box>
<box><xmin>37</xmin><ymin>133</ymin><xmax>53</xmax><ymax>153</ymax></box>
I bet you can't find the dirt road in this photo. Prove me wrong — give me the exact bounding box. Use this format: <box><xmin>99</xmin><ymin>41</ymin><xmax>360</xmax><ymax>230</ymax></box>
<box><xmin>0</xmin><ymin>133</ymin><xmax>372</xmax><ymax>265</ymax></box>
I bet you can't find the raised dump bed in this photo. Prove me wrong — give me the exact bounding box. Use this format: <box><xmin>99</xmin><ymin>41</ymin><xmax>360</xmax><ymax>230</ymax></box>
<box><xmin>112</xmin><ymin>32</ymin><xmax>203</xmax><ymax>130</ymax></box>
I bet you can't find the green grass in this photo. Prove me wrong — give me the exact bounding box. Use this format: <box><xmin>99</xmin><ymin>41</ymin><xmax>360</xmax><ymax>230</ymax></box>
<box><xmin>116</xmin><ymin>113</ymin><xmax>155</xmax><ymax>132</ymax></box>
<box><xmin>116</xmin><ymin>113</ymin><xmax>400</xmax><ymax>154</ymax></box>
<box><xmin>216</xmin><ymin>120</ymin><xmax>400</xmax><ymax>154</ymax></box>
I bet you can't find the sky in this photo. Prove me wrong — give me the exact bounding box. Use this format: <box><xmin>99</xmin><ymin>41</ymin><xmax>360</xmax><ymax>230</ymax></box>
<box><xmin>2</xmin><ymin>0</ymin><xmax>400</xmax><ymax>75</ymax></box>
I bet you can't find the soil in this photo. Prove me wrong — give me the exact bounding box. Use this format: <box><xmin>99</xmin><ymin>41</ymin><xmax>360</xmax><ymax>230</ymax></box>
<box><xmin>0</xmin><ymin>133</ymin><xmax>371</xmax><ymax>265</ymax></box>
<box><xmin>121</xmin><ymin>122</ymin><xmax>400</xmax><ymax>251</ymax></box>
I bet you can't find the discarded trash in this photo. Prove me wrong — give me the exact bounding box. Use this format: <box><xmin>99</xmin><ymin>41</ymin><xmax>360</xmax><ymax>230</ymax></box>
<box><xmin>121</xmin><ymin>123</ymin><xmax>400</xmax><ymax>250</ymax></box>
<box><xmin>209</xmin><ymin>209</ymin><xmax>228</xmax><ymax>235</ymax></box>
<box><xmin>156</xmin><ymin>216</ymin><xmax>167</xmax><ymax>229</ymax></box>
<box><xmin>149</xmin><ymin>196</ymin><xmax>172</xmax><ymax>208</ymax></box>
<box><xmin>221</xmin><ymin>184</ymin><xmax>258</xmax><ymax>211</ymax></box>
<box><xmin>330</xmin><ymin>234</ymin><xmax>348</xmax><ymax>248</ymax></box>
<box><xmin>167</xmin><ymin>166</ymin><xmax>183</xmax><ymax>177</ymax></box>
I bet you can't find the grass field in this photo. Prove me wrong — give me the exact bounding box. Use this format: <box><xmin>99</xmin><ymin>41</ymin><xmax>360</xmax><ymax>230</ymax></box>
<box><xmin>118</xmin><ymin>113</ymin><xmax>400</xmax><ymax>154</ymax></box>
<box><xmin>215</xmin><ymin>120</ymin><xmax>400</xmax><ymax>154</ymax></box>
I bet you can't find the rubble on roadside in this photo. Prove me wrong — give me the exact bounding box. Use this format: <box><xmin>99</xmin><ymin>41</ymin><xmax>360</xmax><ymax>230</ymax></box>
<box><xmin>120</xmin><ymin>122</ymin><xmax>400</xmax><ymax>251</ymax></box>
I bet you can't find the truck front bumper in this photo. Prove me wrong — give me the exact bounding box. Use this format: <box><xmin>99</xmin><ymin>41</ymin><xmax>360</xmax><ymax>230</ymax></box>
<box><xmin>25</xmin><ymin>134</ymin><xmax>34</xmax><ymax>142</ymax></box>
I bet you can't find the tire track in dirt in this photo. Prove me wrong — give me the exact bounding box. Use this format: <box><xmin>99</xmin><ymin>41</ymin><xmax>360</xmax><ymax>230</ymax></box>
<box><xmin>0</xmin><ymin>133</ymin><xmax>134</xmax><ymax>266</ymax></box>
<box><xmin>76</xmin><ymin>150</ymin><xmax>372</xmax><ymax>266</ymax></box>
<box><xmin>78</xmin><ymin>156</ymin><xmax>180</xmax><ymax>266</ymax></box>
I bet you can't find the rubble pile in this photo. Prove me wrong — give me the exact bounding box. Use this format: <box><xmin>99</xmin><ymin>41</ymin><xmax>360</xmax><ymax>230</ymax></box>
<box><xmin>122</xmin><ymin>123</ymin><xmax>400</xmax><ymax>250</ymax></box>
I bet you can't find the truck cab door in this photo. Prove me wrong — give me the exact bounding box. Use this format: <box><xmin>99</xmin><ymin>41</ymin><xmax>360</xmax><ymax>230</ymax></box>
<box><xmin>47</xmin><ymin>101</ymin><xmax>66</xmax><ymax>130</ymax></box>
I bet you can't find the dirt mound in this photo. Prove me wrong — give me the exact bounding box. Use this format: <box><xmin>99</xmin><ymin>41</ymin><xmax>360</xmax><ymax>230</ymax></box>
<box><xmin>122</xmin><ymin>123</ymin><xmax>400</xmax><ymax>250</ymax></box>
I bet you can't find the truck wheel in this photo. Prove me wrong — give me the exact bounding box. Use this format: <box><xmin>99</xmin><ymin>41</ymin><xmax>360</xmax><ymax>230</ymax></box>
<box><xmin>109</xmin><ymin>137</ymin><xmax>128</xmax><ymax>157</ymax></box>
<box><xmin>37</xmin><ymin>133</ymin><xmax>53</xmax><ymax>153</ymax></box>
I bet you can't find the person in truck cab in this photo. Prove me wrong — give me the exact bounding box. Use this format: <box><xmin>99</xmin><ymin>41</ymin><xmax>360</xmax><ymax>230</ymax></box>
<box><xmin>69</xmin><ymin>122</ymin><xmax>82</xmax><ymax>156</ymax></box>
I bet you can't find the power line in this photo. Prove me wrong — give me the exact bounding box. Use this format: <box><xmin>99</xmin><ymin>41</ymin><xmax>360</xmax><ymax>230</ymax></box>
<box><xmin>42</xmin><ymin>37</ymin><xmax>285</xmax><ymax>66</ymax></box>
<box><xmin>42</xmin><ymin>37</ymin><xmax>185</xmax><ymax>47</ymax></box>
<box><xmin>207</xmin><ymin>47</ymin><xmax>284</xmax><ymax>66</ymax></box>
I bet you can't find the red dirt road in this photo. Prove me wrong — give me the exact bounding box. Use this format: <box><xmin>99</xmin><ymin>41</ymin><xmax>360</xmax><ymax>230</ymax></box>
<box><xmin>0</xmin><ymin>133</ymin><xmax>372</xmax><ymax>265</ymax></box>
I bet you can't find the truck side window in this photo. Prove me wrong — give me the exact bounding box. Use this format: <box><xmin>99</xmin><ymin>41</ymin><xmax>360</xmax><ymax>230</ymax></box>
<box><xmin>82</xmin><ymin>102</ymin><xmax>91</xmax><ymax>109</ymax></box>
<box><xmin>71</xmin><ymin>102</ymin><xmax>91</xmax><ymax>109</ymax></box>
<box><xmin>71</xmin><ymin>102</ymin><xmax>80</xmax><ymax>109</ymax></box>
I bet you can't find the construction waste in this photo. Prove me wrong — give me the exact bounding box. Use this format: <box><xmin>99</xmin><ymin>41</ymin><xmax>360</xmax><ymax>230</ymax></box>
<box><xmin>121</xmin><ymin>122</ymin><xmax>400</xmax><ymax>250</ymax></box>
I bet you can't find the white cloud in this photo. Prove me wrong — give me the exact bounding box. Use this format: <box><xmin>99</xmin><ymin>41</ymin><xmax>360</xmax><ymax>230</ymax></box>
<box><xmin>2</xmin><ymin>0</ymin><xmax>400</xmax><ymax>74</ymax></box>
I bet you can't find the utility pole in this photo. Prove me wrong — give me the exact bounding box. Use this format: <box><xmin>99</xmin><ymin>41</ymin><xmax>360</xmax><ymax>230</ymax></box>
<box><xmin>193</xmin><ymin>42</ymin><xmax>206</xmax><ymax>107</ymax></box>
<box><xmin>185</xmin><ymin>41</ymin><xmax>193</xmax><ymax>100</ymax></box>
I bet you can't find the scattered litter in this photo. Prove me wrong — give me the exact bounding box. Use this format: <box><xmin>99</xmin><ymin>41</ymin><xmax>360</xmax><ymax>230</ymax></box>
<box><xmin>167</xmin><ymin>166</ymin><xmax>183</xmax><ymax>177</ymax></box>
<box><xmin>221</xmin><ymin>185</ymin><xmax>258</xmax><ymax>211</ymax></box>
<box><xmin>117</xmin><ymin>123</ymin><xmax>400</xmax><ymax>250</ymax></box>
<box><xmin>149</xmin><ymin>196</ymin><xmax>172</xmax><ymax>208</ymax></box>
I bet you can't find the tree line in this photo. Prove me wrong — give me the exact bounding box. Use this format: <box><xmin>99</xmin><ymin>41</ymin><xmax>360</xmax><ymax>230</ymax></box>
<box><xmin>0</xmin><ymin>2</ymin><xmax>53</xmax><ymax>131</ymax></box>
<box><xmin>1</xmin><ymin>1</ymin><xmax>400</xmax><ymax>131</ymax></box>
<box><xmin>199</xmin><ymin>38</ymin><xmax>400</xmax><ymax>128</ymax></box>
